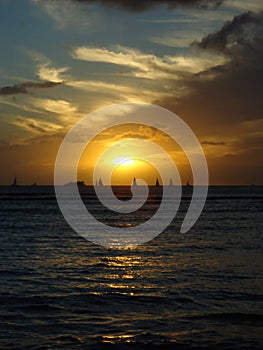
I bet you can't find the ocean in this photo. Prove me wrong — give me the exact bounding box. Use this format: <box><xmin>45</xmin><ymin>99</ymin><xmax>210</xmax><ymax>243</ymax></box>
<box><xmin>0</xmin><ymin>185</ymin><xmax>262</xmax><ymax>349</ymax></box>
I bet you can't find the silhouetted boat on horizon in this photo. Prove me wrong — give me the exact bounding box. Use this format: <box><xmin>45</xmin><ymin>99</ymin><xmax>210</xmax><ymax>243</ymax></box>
<box><xmin>132</xmin><ymin>177</ymin><xmax>137</xmax><ymax>186</ymax></box>
<box><xmin>155</xmin><ymin>178</ymin><xmax>160</xmax><ymax>187</ymax></box>
<box><xmin>11</xmin><ymin>177</ymin><xmax>17</xmax><ymax>187</ymax></box>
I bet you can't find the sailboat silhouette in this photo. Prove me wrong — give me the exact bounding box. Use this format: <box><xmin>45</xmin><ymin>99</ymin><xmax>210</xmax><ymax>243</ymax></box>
<box><xmin>155</xmin><ymin>178</ymin><xmax>160</xmax><ymax>187</ymax></box>
<box><xmin>98</xmin><ymin>178</ymin><xmax>104</xmax><ymax>186</ymax></box>
<box><xmin>132</xmin><ymin>177</ymin><xmax>137</xmax><ymax>186</ymax></box>
<box><xmin>11</xmin><ymin>177</ymin><xmax>17</xmax><ymax>186</ymax></box>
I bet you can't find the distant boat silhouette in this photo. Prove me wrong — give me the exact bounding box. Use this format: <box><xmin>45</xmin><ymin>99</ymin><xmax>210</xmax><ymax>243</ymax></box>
<box><xmin>155</xmin><ymin>178</ymin><xmax>160</xmax><ymax>187</ymax></box>
<box><xmin>11</xmin><ymin>177</ymin><xmax>17</xmax><ymax>186</ymax></box>
<box><xmin>169</xmin><ymin>178</ymin><xmax>173</xmax><ymax>186</ymax></box>
<box><xmin>186</xmin><ymin>180</ymin><xmax>190</xmax><ymax>187</ymax></box>
<box><xmin>31</xmin><ymin>181</ymin><xmax>37</xmax><ymax>187</ymax></box>
<box><xmin>132</xmin><ymin>177</ymin><xmax>137</xmax><ymax>186</ymax></box>
<box><xmin>98</xmin><ymin>178</ymin><xmax>104</xmax><ymax>186</ymax></box>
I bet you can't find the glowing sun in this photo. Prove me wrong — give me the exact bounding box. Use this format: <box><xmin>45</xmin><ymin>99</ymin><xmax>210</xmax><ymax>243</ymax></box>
<box><xmin>112</xmin><ymin>157</ymin><xmax>135</xmax><ymax>167</ymax></box>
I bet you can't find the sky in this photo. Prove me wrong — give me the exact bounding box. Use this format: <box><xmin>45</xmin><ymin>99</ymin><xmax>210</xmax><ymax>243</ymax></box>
<box><xmin>0</xmin><ymin>0</ymin><xmax>262</xmax><ymax>185</ymax></box>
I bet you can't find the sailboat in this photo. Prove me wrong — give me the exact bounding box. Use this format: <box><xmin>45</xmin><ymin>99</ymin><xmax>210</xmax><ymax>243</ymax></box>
<box><xmin>155</xmin><ymin>178</ymin><xmax>160</xmax><ymax>187</ymax></box>
<box><xmin>11</xmin><ymin>177</ymin><xmax>17</xmax><ymax>186</ymax></box>
<box><xmin>169</xmin><ymin>178</ymin><xmax>173</xmax><ymax>186</ymax></box>
<box><xmin>132</xmin><ymin>177</ymin><xmax>137</xmax><ymax>186</ymax></box>
<box><xmin>98</xmin><ymin>178</ymin><xmax>104</xmax><ymax>186</ymax></box>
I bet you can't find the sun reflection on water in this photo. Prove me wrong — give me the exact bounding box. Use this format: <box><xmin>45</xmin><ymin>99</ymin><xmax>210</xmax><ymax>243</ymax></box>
<box><xmin>101</xmin><ymin>334</ymin><xmax>134</xmax><ymax>344</ymax></box>
<box><xmin>99</xmin><ymin>256</ymin><xmax>144</xmax><ymax>294</ymax></box>
<box><xmin>105</xmin><ymin>256</ymin><xmax>144</xmax><ymax>267</ymax></box>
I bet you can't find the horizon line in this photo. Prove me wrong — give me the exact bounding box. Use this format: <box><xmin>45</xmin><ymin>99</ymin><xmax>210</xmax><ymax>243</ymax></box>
<box><xmin>0</xmin><ymin>183</ymin><xmax>262</xmax><ymax>187</ymax></box>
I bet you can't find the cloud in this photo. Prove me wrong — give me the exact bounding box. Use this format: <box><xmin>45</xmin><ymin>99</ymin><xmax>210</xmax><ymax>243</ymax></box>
<box><xmin>0</xmin><ymin>81</ymin><xmax>64</xmax><ymax>96</ymax></box>
<box><xmin>224</xmin><ymin>0</ymin><xmax>263</xmax><ymax>12</ymax></box>
<box><xmin>192</xmin><ymin>11</ymin><xmax>263</xmax><ymax>63</ymax></box>
<box><xmin>156</xmin><ymin>10</ymin><xmax>263</xmax><ymax>184</ymax></box>
<box><xmin>28</xmin><ymin>51</ymin><xmax>70</xmax><ymax>82</ymax></box>
<box><xmin>69</xmin><ymin>0</ymin><xmax>223</xmax><ymax>12</ymax></box>
<box><xmin>29</xmin><ymin>97</ymin><xmax>77</xmax><ymax>117</ymax></box>
<box><xmin>37</xmin><ymin>64</ymin><xmax>69</xmax><ymax>83</ymax></box>
<box><xmin>1</xmin><ymin>96</ymin><xmax>79</xmax><ymax>146</ymax></box>
<box><xmin>0</xmin><ymin>97</ymin><xmax>44</xmax><ymax>114</ymax></box>
<box><xmin>71</xmin><ymin>45</ymin><xmax>226</xmax><ymax>80</ymax></box>
<box><xmin>67</xmin><ymin>79</ymin><xmax>171</xmax><ymax>102</ymax></box>
<box><xmin>151</xmin><ymin>34</ymin><xmax>196</xmax><ymax>48</ymax></box>
<box><xmin>12</xmin><ymin>116</ymin><xmax>64</xmax><ymax>134</ymax></box>
<box><xmin>158</xmin><ymin>10</ymin><xmax>263</xmax><ymax>127</ymax></box>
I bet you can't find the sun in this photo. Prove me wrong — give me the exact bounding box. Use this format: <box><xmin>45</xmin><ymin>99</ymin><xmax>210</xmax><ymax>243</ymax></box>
<box><xmin>112</xmin><ymin>157</ymin><xmax>135</xmax><ymax>167</ymax></box>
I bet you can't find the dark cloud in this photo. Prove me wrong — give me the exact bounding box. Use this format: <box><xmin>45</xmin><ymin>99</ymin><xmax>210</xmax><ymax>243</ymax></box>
<box><xmin>156</xmin><ymin>11</ymin><xmax>263</xmax><ymax>184</ymax></box>
<box><xmin>192</xmin><ymin>11</ymin><xmax>263</xmax><ymax>64</ymax></box>
<box><xmin>158</xmin><ymin>65</ymin><xmax>263</xmax><ymax>136</ymax></box>
<box><xmin>73</xmin><ymin>0</ymin><xmax>223</xmax><ymax>12</ymax></box>
<box><xmin>158</xmin><ymin>11</ymin><xmax>263</xmax><ymax>131</ymax></box>
<box><xmin>0</xmin><ymin>81</ymin><xmax>64</xmax><ymax>95</ymax></box>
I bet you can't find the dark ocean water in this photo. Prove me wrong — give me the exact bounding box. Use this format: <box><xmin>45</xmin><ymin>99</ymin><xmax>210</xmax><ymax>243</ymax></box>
<box><xmin>0</xmin><ymin>186</ymin><xmax>262</xmax><ymax>350</ymax></box>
